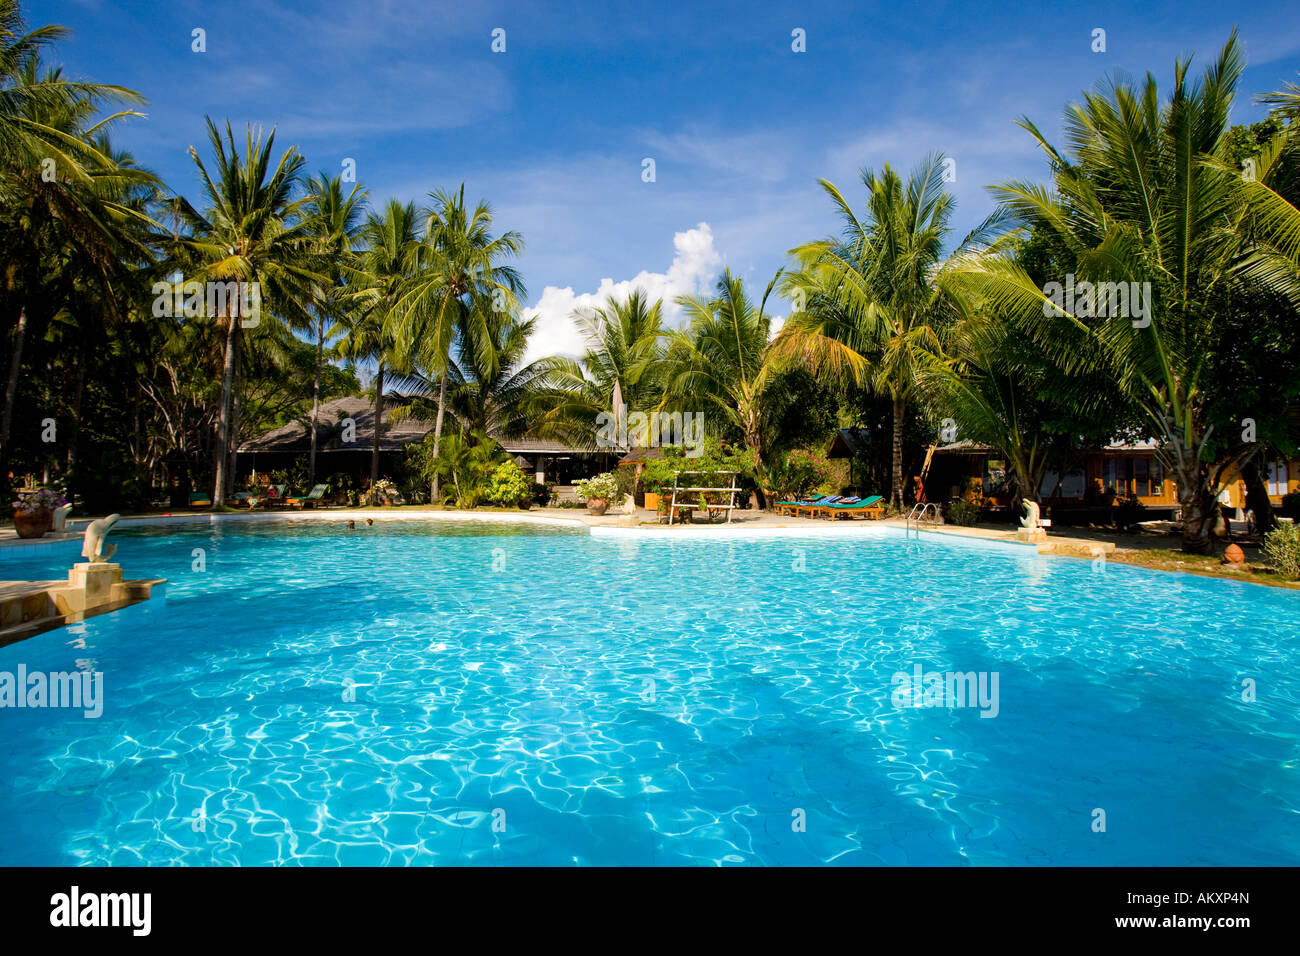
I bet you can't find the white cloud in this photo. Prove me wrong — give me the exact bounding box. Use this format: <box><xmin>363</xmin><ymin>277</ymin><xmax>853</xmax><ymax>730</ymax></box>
<box><xmin>522</xmin><ymin>222</ymin><xmax>722</xmax><ymax>365</ymax></box>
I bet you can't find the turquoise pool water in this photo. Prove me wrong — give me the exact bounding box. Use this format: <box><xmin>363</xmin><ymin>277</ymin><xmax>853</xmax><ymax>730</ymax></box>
<box><xmin>1</xmin><ymin>518</ymin><xmax>1297</xmax><ymax>866</ymax></box>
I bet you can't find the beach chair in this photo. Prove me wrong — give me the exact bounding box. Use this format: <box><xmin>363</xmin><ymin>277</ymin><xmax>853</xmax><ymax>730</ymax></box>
<box><xmin>189</xmin><ymin>492</ymin><xmax>212</xmax><ymax>508</ymax></box>
<box><xmin>286</xmin><ymin>484</ymin><xmax>330</xmax><ymax>509</ymax></box>
<box><xmin>774</xmin><ymin>494</ymin><xmax>836</xmax><ymax>516</ymax></box>
<box><xmin>248</xmin><ymin>485</ymin><xmax>283</xmax><ymax>510</ymax></box>
<box><xmin>824</xmin><ymin>495</ymin><xmax>885</xmax><ymax>519</ymax></box>
<box><xmin>793</xmin><ymin>495</ymin><xmax>849</xmax><ymax>518</ymax></box>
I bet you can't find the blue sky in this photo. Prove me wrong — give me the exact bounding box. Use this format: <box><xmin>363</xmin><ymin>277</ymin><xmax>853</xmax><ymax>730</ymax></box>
<box><xmin>45</xmin><ymin>0</ymin><xmax>1300</xmax><ymax>359</ymax></box>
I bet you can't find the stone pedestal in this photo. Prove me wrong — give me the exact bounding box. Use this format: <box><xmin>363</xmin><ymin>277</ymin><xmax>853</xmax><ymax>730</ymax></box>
<box><xmin>59</xmin><ymin>563</ymin><xmax>123</xmax><ymax>613</ymax></box>
<box><xmin>1015</xmin><ymin>527</ymin><xmax>1048</xmax><ymax>544</ymax></box>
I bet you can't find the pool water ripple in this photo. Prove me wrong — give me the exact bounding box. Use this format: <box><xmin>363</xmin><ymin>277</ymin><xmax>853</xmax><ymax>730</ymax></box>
<box><xmin>0</xmin><ymin>519</ymin><xmax>1298</xmax><ymax>865</ymax></box>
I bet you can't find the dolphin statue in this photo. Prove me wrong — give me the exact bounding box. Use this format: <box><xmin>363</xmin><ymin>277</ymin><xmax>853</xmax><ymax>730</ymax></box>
<box><xmin>82</xmin><ymin>513</ymin><xmax>122</xmax><ymax>563</ymax></box>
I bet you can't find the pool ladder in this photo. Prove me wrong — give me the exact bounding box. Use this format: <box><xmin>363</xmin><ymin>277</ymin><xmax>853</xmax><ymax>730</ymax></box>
<box><xmin>905</xmin><ymin>502</ymin><xmax>941</xmax><ymax>537</ymax></box>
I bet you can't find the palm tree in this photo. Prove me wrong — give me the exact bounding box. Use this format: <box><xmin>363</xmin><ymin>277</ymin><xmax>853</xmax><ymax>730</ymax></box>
<box><xmin>177</xmin><ymin>118</ymin><xmax>316</xmax><ymax>505</ymax></box>
<box><xmin>776</xmin><ymin>153</ymin><xmax>957</xmax><ymax>508</ymax></box>
<box><xmin>340</xmin><ymin>199</ymin><xmax>419</xmax><ymax>487</ymax></box>
<box><xmin>0</xmin><ymin>44</ymin><xmax>155</xmax><ymax>465</ymax></box>
<box><xmin>0</xmin><ymin>0</ymin><xmax>143</xmax><ymax>188</ymax></box>
<box><xmin>664</xmin><ymin>269</ymin><xmax>782</xmax><ymax>497</ymax></box>
<box><xmin>302</xmin><ymin>172</ymin><xmax>367</xmax><ymax>482</ymax></box>
<box><xmin>943</xmin><ymin>33</ymin><xmax>1300</xmax><ymax>553</ymax></box>
<box><xmin>531</xmin><ymin>288</ymin><xmax>665</xmax><ymax>447</ymax></box>
<box><xmin>395</xmin><ymin>185</ymin><xmax>524</xmax><ymax>499</ymax></box>
<box><xmin>390</xmin><ymin>306</ymin><xmax>552</xmax><ymax>441</ymax></box>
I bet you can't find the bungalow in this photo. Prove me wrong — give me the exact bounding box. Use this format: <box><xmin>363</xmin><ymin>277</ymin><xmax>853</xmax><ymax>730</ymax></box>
<box><xmin>237</xmin><ymin>396</ymin><xmax>608</xmax><ymax>488</ymax></box>
<box><xmin>926</xmin><ymin>439</ymin><xmax>1300</xmax><ymax>519</ymax></box>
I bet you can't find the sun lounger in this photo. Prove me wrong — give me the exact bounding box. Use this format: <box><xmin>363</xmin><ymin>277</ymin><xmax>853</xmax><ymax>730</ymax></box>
<box><xmin>189</xmin><ymin>492</ymin><xmax>212</xmax><ymax>508</ymax></box>
<box><xmin>774</xmin><ymin>494</ymin><xmax>837</xmax><ymax>516</ymax></box>
<box><xmin>823</xmin><ymin>495</ymin><xmax>885</xmax><ymax>519</ymax></box>
<box><xmin>792</xmin><ymin>495</ymin><xmax>848</xmax><ymax>518</ymax></box>
<box><xmin>286</xmin><ymin>484</ymin><xmax>330</xmax><ymax>509</ymax></box>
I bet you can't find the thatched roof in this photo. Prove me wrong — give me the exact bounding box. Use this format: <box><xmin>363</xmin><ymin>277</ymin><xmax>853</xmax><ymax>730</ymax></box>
<box><xmin>238</xmin><ymin>396</ymin><xmax>590</xmax><ymax>456</ymax></box>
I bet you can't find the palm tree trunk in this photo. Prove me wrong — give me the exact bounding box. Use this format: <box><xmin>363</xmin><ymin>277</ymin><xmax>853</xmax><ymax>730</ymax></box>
<box><xmin>212</xmin><ymin>310</ymin><xmax>239</xmax><ymax>507</ymax></box>
<box><xmin>309</xmin><ymin>318</ymin><xmax>323</xmax><ymax>484</ymax></box>
<box><xmin>1242</xmin><ymin>456</ymin><xmax>1274</xmax><ymax>536</ymax></box>
<box><xmin>431</xmin><ymin>371</ymin><xmax>448</xmax><ymax>501</ymax></box>
<box><xmin>227</xmin><ymin>338</ymin><xmax>242</xmax><ymax>499</ymax></box>
<box><xmin>891</xmin><ymin>393</ymin><xmax>905</xmax><ymax>509</ymax></box>
<box><xmin>371</xmin><ymin>361</ymin><xmax>384</xmax><ymax>488</ymax></box>
<box><xmin>1173</xmin><ymin>455</ymin><xmax>1216</xmax><ymax>554</ymax></box>
<box><xmin>1</xmin><ymin>305</ymin><xmax>29</xmax><ymax>459</ymax></box>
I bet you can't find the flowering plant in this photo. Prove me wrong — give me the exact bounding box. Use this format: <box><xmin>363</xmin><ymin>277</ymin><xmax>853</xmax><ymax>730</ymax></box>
<box><xmin>575</xmin><ymin>472</ymin><xmax>619</xmax><ymax>501</ymax></box>
<box><xmin>12</xmin><ymin>489</ymin><xmax>67</xmax><ymax>516</ymax></box>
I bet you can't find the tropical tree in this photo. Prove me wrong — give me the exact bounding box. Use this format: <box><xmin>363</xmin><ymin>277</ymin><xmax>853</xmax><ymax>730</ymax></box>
<box><xmin>302</xmin><ymin>172</ymin><xmax>367</xmax><ymax>482</ymax></box>
<box><xmin>776</xmin><ymin>153</ymin><xmax>958</xmax><ymax>507</ymax></box>
<box><xmin>176</xmin><ymin>118</ymin><xmax>316</xmax><ymax>505</ymax></box>
<box><xmin>1</xmin><ymin>22</ymin><xmax>152</xmax><ymax>469</ymax></box>
<box><xmin>531</xmin><ymin>288</ymin><xmax>665</xmax><ymax>446</ymax></box>
<box><xmin>338</xmin><ymin>199</ymin><xmax>418</xmax><ymax>487</ymax></box>
<box><xmin>394</xmin><ymin>185</ymin><xmax>524</xmax><ymax>498</ymax></box>
<box><xmin>664</xmin><ymin>269</ymin><xmax>783</xmax><ymax>501</ymax></box>
<box><xmin>390</xmin><ymin>305</ymin><xmax>552</xmax><ymax>441</ymax></box>
<box><xmin>943</xmin><ymin>33</ymin><xmax>1300</xmax><ymax>552</ymax></box>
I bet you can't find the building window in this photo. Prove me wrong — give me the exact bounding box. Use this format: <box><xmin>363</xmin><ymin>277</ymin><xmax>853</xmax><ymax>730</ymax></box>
<box><xmin>1268</xmin><ymin>460</ymin><xmax>1290</xmax><ymax>496</ymax></box>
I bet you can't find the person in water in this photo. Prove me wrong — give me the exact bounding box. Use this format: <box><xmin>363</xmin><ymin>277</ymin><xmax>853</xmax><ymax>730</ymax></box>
<box><xmin>365</xmin><ymin>518</ymin><xmax>374</xmax><ymax>526</ymax></box>
<box><xmin>346</xmin><ymin>520</ymin><xmax>356</xmax><ymax>530</ymax></box>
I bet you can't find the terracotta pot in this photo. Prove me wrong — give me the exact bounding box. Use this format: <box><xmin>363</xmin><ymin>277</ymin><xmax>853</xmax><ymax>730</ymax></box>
<box><xmin>587</xmin><ymin>498</ymin><xmax>609</xmax><ymax>516</ymax></box>
<box><xmin>13</xmin><ymin>510</ymin><xmax>52</xmax><ymax>539</ymax></box>
<box><xmin>1223</xmin><ymin>543</ymin><xmax>1246</xmax><ymax>565</ymax></box>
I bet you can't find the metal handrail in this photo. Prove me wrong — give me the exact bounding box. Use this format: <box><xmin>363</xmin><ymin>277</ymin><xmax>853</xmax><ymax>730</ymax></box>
<box><xmin>905</xmin><ymin>502</ymin><xmax>941</xmax><ymax>536</ymax></box>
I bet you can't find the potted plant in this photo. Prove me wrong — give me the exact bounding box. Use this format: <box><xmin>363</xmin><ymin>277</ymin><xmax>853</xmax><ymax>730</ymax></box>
<box><xmin>575</xmin><ymin>472</ymin><xmax>619</xmax><ymax>515</ymax></box>
<box><xmin>11</xmin><ymin>489</ymin><xmax>67</xmax><ymax>539</ymax></box>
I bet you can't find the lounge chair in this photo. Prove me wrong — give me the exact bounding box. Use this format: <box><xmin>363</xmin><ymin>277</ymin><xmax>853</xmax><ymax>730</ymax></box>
<box><xmin>286</xmin><ymin>484</ymin><xmax>330</xmax><ymax>509</ymax></box>
<box><xmin>774</xmin><ymin>494</ymin><xmax>837</xmax><ymax>516</ymax></box>
<box><xmin>792</xmin><ymin>495</ymin><xmax>849</xmax><ymax>518</ymax></box>
<box><xmin>823</xmin><ymin>495</ymin><xmax>885</xmax><ymax>519</ymax></box>
<box><xmin>248</xmin><ymin>485</ymin><xmax>283</xmax><ymax>510</ymax></box>
<box><xmin>189</xmin><ymin>492</ymin><xmax>212</xmax><ymax>508</ymax></box>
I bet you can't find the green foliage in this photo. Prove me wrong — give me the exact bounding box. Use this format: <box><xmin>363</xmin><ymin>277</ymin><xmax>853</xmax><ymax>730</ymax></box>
<box><xmin>946</xmin><ymin>499</ymin><xmax>981</xmax><ymax>526</ymax></box>
<box><xmin>1115</xmin><ymin>495</ymin><xmax>1148</xmax><ymax>532</ymax></box>
<box><xmin>764</xmin><ymin>448</ymin><xmax>834</xmax><ymax>500</ymax></box>
<box><xmin>484</xmin><ymin>461</ymin><xmax>532</xmax><ymax>507</ymax></box>
<box><xmin>1262</xmin><ymin>522</ymin><xmax>1300</xmax><ymax>580</ymax></box>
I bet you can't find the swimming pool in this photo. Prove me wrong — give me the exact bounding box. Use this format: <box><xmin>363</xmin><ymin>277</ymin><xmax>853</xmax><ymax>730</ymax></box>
<box><xmin>2</xmin><ymin>517</ymin><xmax>1297</xmax><ymax>866</ymax></box>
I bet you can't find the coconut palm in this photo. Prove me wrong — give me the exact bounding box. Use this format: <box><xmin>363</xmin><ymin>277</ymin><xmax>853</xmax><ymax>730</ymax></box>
<box><xmin>339</xmin><ymin>199</ymin><xmax>419</xmax><ymax>486</ymax></box>
<box><xmin>176</xmin><ymin>118</ymin><xmax>316</xmax><ymax>505</ymax></box>
<box><xmin>664</xmin><ymin>269</ymin><xmax>782</xmax><ymax>490</ymax></box>
<box><xmin>302</xmin><ymin>172</ymin><xmax>367</xmax><ymax>482</ymax></box>
<box><xmin>942</xmin><ymin>32</ymin><xmax>1300</xmax><ymax>553</ymax></box>
<box><xmin>0</xmin><ymin>47</ymin><xmax>156</xmax><ymax>464</ymax></box>
<box><xmin>531</xmin><ymin>288</ymin><xmax>666</xmax><ymax>447</ymax></box>
<box><xmin>394</xmin><ymin>185</ymin><xmax>524</xmax><ymax>498</ymax></box>
<box><xmin>389</xmin><ymin>306</ymin><xmax>552</xmax><ymax>441</ymax></box>
<box><xmin>775</xmin><ymin>153</ymin><xmax>958</xmax><ymax>508</ymax></box>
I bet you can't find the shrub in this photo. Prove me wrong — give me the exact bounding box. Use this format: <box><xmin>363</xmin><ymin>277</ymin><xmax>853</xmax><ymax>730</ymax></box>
<box><xmin>1263</xmin><ymin>522</ymin><xmax>1300</xmax><ymax>580</ymax></box>
<box><xmin>1114</xmin><ymin>494</ymin><xmax>1147</xmax><ymax>531</ymax></box>
<box><xmin>575</xmin><ymin>472</ymin><xmax>619</xmax><ymax>501</ymax></box>
<box><xmin>946</xmin><ymin>499</ymin><xmax>980</xmax><ymax>526</ymax></box>
<box><xmin>484</xmin><ymin>462</ymin><xmax>532</xmax><ymax>508</ymax></box>
<box><xmin>1281</xmin><ymin>491</ymin><xmax>1300</xmax><ymax>521</ymax></box>
<box><xmin>764</xmin><ymin>448</ymin><xmax>833</xmax><ymax>501</ymax></box>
